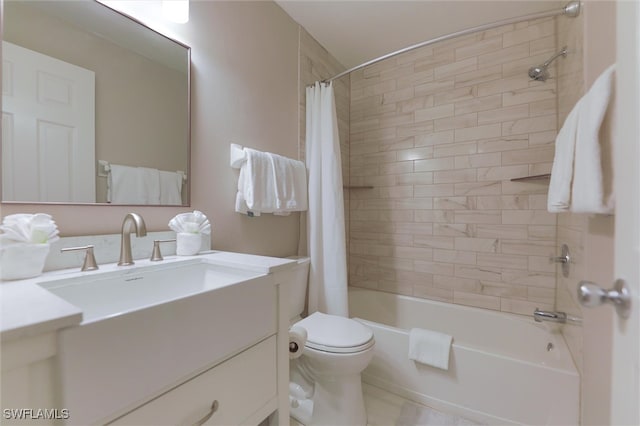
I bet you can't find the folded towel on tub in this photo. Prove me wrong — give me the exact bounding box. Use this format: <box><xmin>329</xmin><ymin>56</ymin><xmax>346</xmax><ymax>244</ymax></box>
<box><xmin>408</xmin><ymin>328</ymin><xmax>453</xmax><ymax>370</ymax></box>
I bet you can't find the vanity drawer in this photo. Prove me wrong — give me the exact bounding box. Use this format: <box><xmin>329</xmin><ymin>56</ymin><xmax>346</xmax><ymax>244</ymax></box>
<box><xmin>110</xmin><ymin>336</ymin><xmax>277</xmax><ymax>426</ymax></box>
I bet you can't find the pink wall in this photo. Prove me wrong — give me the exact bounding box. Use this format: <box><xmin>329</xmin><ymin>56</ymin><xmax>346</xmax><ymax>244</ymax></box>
<box><xmin>1</xmin><ymin>1</ymin><xmax>302</xmax><ymax>258</ymax></box>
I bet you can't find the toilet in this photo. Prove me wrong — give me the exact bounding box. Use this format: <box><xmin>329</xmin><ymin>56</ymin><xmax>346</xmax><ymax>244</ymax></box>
<box><xmin>285</xmin><ymin>257</ymin><xmax>375</xmax><ymax>426</ymax></box>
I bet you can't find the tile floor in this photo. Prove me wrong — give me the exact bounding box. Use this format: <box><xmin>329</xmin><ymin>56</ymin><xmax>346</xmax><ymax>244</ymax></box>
<box><xmin>290</xmin><ymin>383</ymin><xmax>482</xmax><ymax>426</ymax></box>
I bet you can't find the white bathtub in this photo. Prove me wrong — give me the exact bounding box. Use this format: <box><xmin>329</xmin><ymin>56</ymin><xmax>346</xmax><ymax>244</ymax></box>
<box><xmin>348</xmin><ymin>288</ymin><xmax>579</xmax><ymax>425</ymax></box>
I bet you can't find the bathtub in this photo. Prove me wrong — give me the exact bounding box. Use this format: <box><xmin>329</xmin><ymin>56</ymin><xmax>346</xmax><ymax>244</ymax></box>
<box><xmin>348</xmin><ymin>288</ymin><xmax>579</xmax><ymax>425</ymax></box>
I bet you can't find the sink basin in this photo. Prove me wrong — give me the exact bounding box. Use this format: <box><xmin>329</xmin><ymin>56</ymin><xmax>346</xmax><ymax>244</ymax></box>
<box><xmin>38</xmin><ymin>259</ymin><xmax>263</xmax><ymax>324</ymax></box>
<box><xmin>37</xmin><ymin>256</ymin><xmax>278</xmax><ymax>425</ymax></box>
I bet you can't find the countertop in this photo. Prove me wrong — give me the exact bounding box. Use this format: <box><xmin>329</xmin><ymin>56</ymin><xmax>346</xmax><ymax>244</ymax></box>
<box><xmin>0</xmin><ymin>251</ymin><xmax>296</xmax><ymax>343</ymax></box>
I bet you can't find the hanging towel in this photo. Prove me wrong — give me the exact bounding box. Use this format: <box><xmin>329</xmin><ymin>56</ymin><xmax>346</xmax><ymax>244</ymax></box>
<box><xmin>107</xmin><ymin>164</ymin><xmax>160</xmax><ymax>204</ymax></box>
<box><xmin>235</xmin><ymin>148</ymin><xmax>307</xmax><ymax>216</ymax></box>
<box><xmin>408</xmin><ymin>328</ymin><xmax>453</xmax><ymax>370</ymax></box>
<box><xmin>548</xmin><ymin>64</ymin><xmax>616</xmax><ymax>214</ymax></box>
<box><xmin>572</xmin><ymin>64</ymin><xmax>616</xmax><ymax>214</ymax></box>
<box><xmin>159</xmin><ymin>170</ymin><xmax>183</xmax><ymax>205</ymax></box>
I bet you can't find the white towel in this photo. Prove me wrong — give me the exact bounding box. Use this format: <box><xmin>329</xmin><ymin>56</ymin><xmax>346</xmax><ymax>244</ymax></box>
<box><xmin>572</xmin><ymin>64</ymin><xmax>616</xmax><ymax>214</ymax></box>
<box><xmin>548</xmin><ymin>64</ymin><xmax>616</xmax><ymax>214</ymax></box>
<box><xmin>107</xmin><ymin>164</ymin><xmax>160</xmax><ymax>204</ymax></box>
<box><xmin>159</xmin><ymin>170</ymin><xmax>183</xmax><ymax>205</ymax></box>
<box><xmin>235</xmin><ymin>148</ymin><xmax>307</xmax><ymax>216</ymax></box>
<box><xmin>408</xmin><ymin>328</ymin><xmax>453</xmax><ymax>370</ymax></box>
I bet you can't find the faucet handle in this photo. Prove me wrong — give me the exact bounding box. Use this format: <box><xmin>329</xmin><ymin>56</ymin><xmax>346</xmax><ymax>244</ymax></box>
<box><xmin>150</xmin><ymin>239</ymin><xmax>176</xmax><ymax>261</ymax></box>
<box><xmin>61</xmin><ymin>245</ymin><xmax>99</xmax><ymax>271</ymax></box>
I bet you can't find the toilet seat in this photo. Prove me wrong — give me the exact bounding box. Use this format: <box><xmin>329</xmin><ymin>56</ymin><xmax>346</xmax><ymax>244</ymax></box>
<box><xmin>296</xmin><ymin>312</ymin><xmax>374</xmax><ymax>354</ymax></box>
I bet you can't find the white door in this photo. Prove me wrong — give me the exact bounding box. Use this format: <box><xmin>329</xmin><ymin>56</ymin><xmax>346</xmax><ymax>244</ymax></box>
<box><xmin>610</xmin><ymin>1</ymin><xmax>640</xmax><ymax>424</ymax></box>
<box><xmin>2</xmin><ymin>41</ymin><xmax>95</xmax><ymax>202</ymax></box>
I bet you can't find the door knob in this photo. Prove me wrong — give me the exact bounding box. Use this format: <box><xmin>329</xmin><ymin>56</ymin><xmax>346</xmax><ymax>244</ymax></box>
<box><xmin>577</xmin><ymin>279</ymin><xmax>631</xmax><ymax>319</ymax></box>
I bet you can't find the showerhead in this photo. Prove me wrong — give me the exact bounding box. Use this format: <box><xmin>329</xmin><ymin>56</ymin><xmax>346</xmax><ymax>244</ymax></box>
<box><xmin>528</xmin><ymin>65</ymin><xmax>550</xmax><ymax>81</ymax></box>
<box><xmin>528</xmin><ymin>46</ymin><xmax>568</xmax><ymax>82</ymax></box>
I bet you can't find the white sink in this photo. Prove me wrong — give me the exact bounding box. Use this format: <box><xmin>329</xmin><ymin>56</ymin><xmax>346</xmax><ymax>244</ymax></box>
<box><xmin>38</xmin><ymin>259</ymin><xmax>262</xmax><ymax>324</ymax></box>
<box><xmin>36</xmin><ymin>256</ymin><xmax>279</xmax><ymax>425</ymax></box>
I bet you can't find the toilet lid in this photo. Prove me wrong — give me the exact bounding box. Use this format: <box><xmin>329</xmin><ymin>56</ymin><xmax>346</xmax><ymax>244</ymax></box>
<box><xmin>296</xmin><ymin>312</ymin><xmax>374</xmax><ymax>354</ymax></box>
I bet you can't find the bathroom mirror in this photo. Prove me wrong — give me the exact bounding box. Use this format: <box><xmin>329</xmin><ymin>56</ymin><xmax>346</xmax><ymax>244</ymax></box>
<box><xmin>1</xmin><ymin>0</ymin><xmax>190</xmax><ymax>205</ymax></box>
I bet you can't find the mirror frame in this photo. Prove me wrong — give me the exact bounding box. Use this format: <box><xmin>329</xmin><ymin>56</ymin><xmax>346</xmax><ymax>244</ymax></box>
<box><xmin>0</xmin><ymin>0</ymin><xmax>192</xmax><ymax>206</ymax></box>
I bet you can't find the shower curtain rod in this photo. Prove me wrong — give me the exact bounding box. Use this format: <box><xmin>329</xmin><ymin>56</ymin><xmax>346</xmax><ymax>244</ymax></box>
<box><xmin>323</xmin><ymin>0</ymin><xmax>581</xmax><ymax>83</ymax></box>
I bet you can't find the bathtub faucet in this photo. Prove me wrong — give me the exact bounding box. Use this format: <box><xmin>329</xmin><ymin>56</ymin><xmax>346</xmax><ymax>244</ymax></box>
<box><xmin>533</xmin><ymin>309</ymin><xmax>567</xmax><ymax>323</ymax></box>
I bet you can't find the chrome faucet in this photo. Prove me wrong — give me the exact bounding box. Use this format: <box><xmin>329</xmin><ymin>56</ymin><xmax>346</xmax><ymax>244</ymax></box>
<box><xmin>118</xmin><ymin>213</ymin><xmax>147</xmax><ymax>266</ymax></box>
<box><xmin>533</xmin><ymin>308</ymin><xmax>567</xmax><ymax>324</ymax></box>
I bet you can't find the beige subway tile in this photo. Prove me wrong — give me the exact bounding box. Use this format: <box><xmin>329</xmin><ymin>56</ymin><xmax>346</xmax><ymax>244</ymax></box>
<box><xmin>477</xmin><ymin>165</ymin><xmax>529</xmax><ymax>181</ymax></box>
<box><xmin>477</xmin><ymin>74</ymin><xmax>530</xmax><ymax>97</ymax></box>
<box><xmin>350</xmin><ymin>242</ymin><xmax>394</xmax><ymax>257</ymax></box>
<box><xmin>350</xmin><ymin>141</ymin><xmax>380</xmax><ymax>156</ymax></box>
<box><xmin>399</xmin><ymin>95</ymin><xmax>435</xmax><ymax>113</ymax></box>
<box><xmin>475</xmin><ymin>224</ymin><xmax>528</xmax><ymax>239</ymax></box>
<box><xmin>415</xmin><ymin>157</ymin><xmax>455</xmax><ymax>172</ymax></box>
<box><xmin>529</xmin><ymin>99</ymin><xmax>556</xmax><ymax>117</ymax></box>
<box><xmin>433</xmin><ymin>275</ymin><xmax>480</xmax><ymax>292</ymax></box>
<box><xmin>397</xmin><ymin>147</ymin><xmax>434</xmax><ymax>161</ymax></box>
<box><xmin>454</xmin><ymin>291</ymin><xmax>501</xmax><ymax>310</ymax></box>
<box><xmin>454</xmin><ymin>123</ymin><xmax>502</xmax><ymax>142</ymax></box>
<box><xmin>392</xmin><ymin>222</ymin><xmax>434</xmax><ymax>236</ymax></box>
<box><xmin>455</xmin><ymin>237</ymin><xmax>499</xmax><ymax>253</ymax></box>
<box><xmin>350</xmin><ymin>231</ymin><xmax>381</xmax><ymax>242</ymax></box>
<box><xmin>434</xmin><ymin>113</ymin><xmax>478</xmax><ymax>132</ymax></box>
<box><xmin>414</xmin><ymin>260</ymin><xmax>455</xmax><ymax>276</ymax></box>
<box><xmin>477</xmin><ymin>253</ymin><xmax>528</xmax><ymax>270</ymax></box>
<box><xmin>455</xmin><ymin>94</ymin><xmax>502</xmax><ymax>116</ymax></box>
<box><xmin>528</xmin><ymin>163</ymin><xmax>553</xmax><ymax>176</ymax></box>
<box><xmin>396</xmin><ymin>172</ymin><xmax>434</xmax><ymax>186</ymax></box>
<box><xmin>434</xmin><ymin>249</ymin><xmax>477</xmax><ymax>265</ymax></box>
<box><xmin>412</xmin><ymin>285</ymin><xmax>453</xmax><ymax>303</ymax></box>
<box><xmin>479</xmin><ymin>281</ymin><xmax>528</xmax><ymax>299</ymax></box>
<box><xmin>380</xmin><ymin>209</ymin><xmax>415</xmax><ymax>222</ymax></box>
<box><xmin>381</xmin><ymin>88</ymin><xmax>415</xmax><ymax>105</ymax></box>
<box><xmin>478</xmin><ymin>42</ymin><xmax>530</xmax><ymax>67</ymax></box>
<box><xmin>379</xmin><ymin>185</ymin><xmax>414</xmax><ymax>199</ymax></box>
<box><xmin>527</xmin><ymin>286</ymin><xmax>555</xmax><ymax>305</ymax></box>
<box><xmin>474</xmin><ymin>195</ymin><xmax>528</xmax><ymax>210</ymax></box>
<box><xmin>397</xmin><ymin>121</ymin><xmax>435</xmax><ymax>137</ymax></box>
<box><xmin>454</xmin><ymin>65</ymin><xmax>502</xmax><ymax>88</ymax></box>
<box><xmin>376</xmin><ymin>113</ymin><xmax>414</xmax><ymax>131</ymax></box>
<box><xmin>434</xmin><ymin>57</ymin><xmax>478</xmax><ymax>79</ymax></box>
<box><xmin>528</xmin><ymin>225</ymin><xmax>556</xmax><ymax>240</ymax></box>
<box><xmin>503</xmin><ymin>85</ymin><xmax>556</xmax><ymax>106</ymax></box>
<box><xmin>503</xmin><ymin>18</ymin><xmax>554</xmax><ymax>47</ymax></box>
<box><xmin>434</xmin><ymin>141</ymin><xmax>477</xmax><ymax>158</ymax></box>
<box><xmin>502</xmin><ymin>210</ymin><xmax>556</xmax><ymax>225</ymax></box>
<box><xmin>434</xmin><ymin>169</ymin><xmax>477</xmax><ymax>184</ymax></box>
<box><xmin>394</xmin><ymin>270</ymin><xmax>435</xmax><ymax>285</ymax></box>
<box><xmin>351</xmin><ymin>127</ymin><xmax>397</xmax><ymax>143</ymax></box>
<box><xmin>351</xmin><ymin>199</ymin><xmax>393</xmax><ymax>211</ymax></box>
<box><xmin>456</xmin><ymin>36</ymin><xmax>503</xmax><ymax>60</ymax></box>
<box><xmin>501</xmin><ymin>146</ymin><xmax>555</xmax><ymax>165</ymax></box>
<box><xmin>477</xmin><ymin>136</ymin><xmax>529</xmax><ymax>153</ymax></box>
<box><xmin>351</xmin><ymin>117</ymin><xmax>380</xmax><ymax>134</ymax></box>
<box><xmin>362</xmin><ymin>58</ymin><xmax>398</xmax><ymax>79</ymax></box>
<box><xmin>415</xmin><ymin>79</ymin><xmax>456</xmax><ymax>97</ymax></box>
<box><xmin>413</xmin><ymin>235</ymin><xmax>455</xmax><ymax>250</ymax></box>
<box><xmin>351</xmin><ymin>210</ymin><xmax>382</xmax><ymax>222</ymax></box>
<box><xmin>433</xmin><ymin>196</ymin><xmax>474</xmax><ymax>210</ymax></box>
<box><xmin>433</xmin><ymin>224</ymin><xmax>473</xmax><ymax>237</ymax></box>
<box><xmin>379</xmin><ymin>233</ymin><xmax>418</xmax><ymax>246</ymax></box>
<box><xmin>434</xmin><ymin>85</ymin><xmax>476</xmax><ymax>105</ymax></box>
<box><xmin>501</xmin><ymin>180</ymin><xmax>549</xmax><ymax>195</ymax></box>
<box><xmin>454</xmin><ymin>181</ymin><xmax>502</xmax><ymax>196</ymax></box>
<box><xmin>415</xmin><ymin>130</ymin><xmax>455</xmax><ymax>147</ymax></box>
<box><xmin>528</xmin><ymin>194</ymin><xmax>548</xmax><ymax>210</ymax></box>
<box><xmin>455</xmin><ymin>210</ymin><xmax>502</xmax><ymax>224</ymax></box>
<box><xmin>379</xmin><ymin>280</ymin><xmax>414</xmax><ymax>296</ymax></box>
<box><xmin>414</xmin><ymin>50</ymin><xmax>456</xmax><ymax>73</ymax></box>
<box><xmin>501</xmin><ymin>298</ymin><xmax>553</xmax><ymax>315</ymax></box>
<box><xmin>502</xmin><ymin>115</ymin><xmax>556</xmax><ymax>136</ymax></box>
<box><xmin>415</xmin><ymin>210</ymin><xmax>455</xmax><ymax>223</ymax></box>
<box><xmin>415</xmin><ymin>104</ymin><xmax>455</xmax><ymax>122</ymax></box>
<box><xmin>477</xmin><ymin>104</ymin><xmax>530</xmax><ymax>125</ymax></box>
<box><xmin>530</xmin><ymin>35</ymin><xmax>555</xmax><ymax>57</ymax></box>
<box><xmin>501</xmin><ymin>239</ymin><xmax>555</xmax><ymax>257</ymax></box>
<box><xmin>528</xmin><ymin>255</ymin><xmax>556</xmax><ymax>273</ymax></box>
<box><xmin>379</xmin><ymin>137</ymin><xmax>416</xmax><ymax>152</ymax></box>
<box><xmin>396</xmin><ymin>45</ymin><xmax>435</xmax><ymax>65</ymax></box>
<box><xmin>394</xmin><ymin>246</ymin><xmax>434</xmax><ymax>261</ymax></box>
<box><xmin>415</xmin><ymin>183</ymin><xmax>455</xmax><ymax>197</ymax></box>
<box><xmin>396</xmin><ymin>69</ymin><xmax>436</xmax><ymax>89</ymax></box>
<box><xmin>380</xmin><ymin>161</ymin><xmax>414</xmax><ymax>175</ymax></box>
<box><xmin>455</xmin><ymin>152</ymin><xmax>502</xmax><ymax>169</ymax></box>
<box><xmin>378</xmin><ymin>63</ymin><xmax>416</xmax><ymax>81</ymax></box>
<box><xmin>393</xmin><ymin>198</ymin><xmax>434</xmax><ymax>210</ymax></box>
<box><xmin>362</xmin><ymin>79</ymin><xmax>397</xmax><ymax>97</ymax></box>
<box><xmin>529</xmin><ymin>130</ymin><xmax>557</xmax><ymax>146</ymax></box>
<box><xmin>351</xmin><ymin>164</ymin><xmax>379</xmax><ymax>177</ymax></box>
<box><xmin>455</xmin><ymin>265</ymin><xmax>502</xmax><ymax>281</ymax></box>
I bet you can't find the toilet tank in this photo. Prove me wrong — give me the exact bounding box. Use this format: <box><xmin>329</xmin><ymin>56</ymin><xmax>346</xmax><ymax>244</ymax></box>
<box><xmin>283</xmin><ymin>256</ymin><xmax>310</xmax><ymax>320</ymax></box>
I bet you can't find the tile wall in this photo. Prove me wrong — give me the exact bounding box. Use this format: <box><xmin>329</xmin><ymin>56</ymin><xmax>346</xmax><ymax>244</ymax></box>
<box><xmin>348</xmin><ymin>17</ymin><xmax>560</xmax><ymax>314</ymax></box>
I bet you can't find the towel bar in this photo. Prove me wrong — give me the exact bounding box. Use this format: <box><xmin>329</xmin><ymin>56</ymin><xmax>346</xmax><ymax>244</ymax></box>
<box><xmin>98</xmin><ymin>160</ymin><xmax>187</xmax><ymax>181</ymax></box>
<box><xmin>230</xmin><ymin>143</ymin><xmax>246</xmax><ymax>169</ymax></box>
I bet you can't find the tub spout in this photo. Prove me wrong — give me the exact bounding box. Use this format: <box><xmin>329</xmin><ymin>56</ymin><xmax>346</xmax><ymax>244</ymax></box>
<box><xmin>533</xmin><ymin>309</ymin><xmax>567</xmax><ymax>323</ymax></box>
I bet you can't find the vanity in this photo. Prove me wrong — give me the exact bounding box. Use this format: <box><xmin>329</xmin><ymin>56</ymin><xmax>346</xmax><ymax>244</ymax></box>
<box><xmin>0</xmin><ymin>250</ymin><xmax>294</xmax><ymax>425</ymax></box>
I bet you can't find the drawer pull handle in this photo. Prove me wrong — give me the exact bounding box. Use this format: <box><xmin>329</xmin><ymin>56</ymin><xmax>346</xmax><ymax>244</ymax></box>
<box><xmin>192</xmin><ymin>400</ymin><xmax>219</xmax><ymax>426</ymax></box>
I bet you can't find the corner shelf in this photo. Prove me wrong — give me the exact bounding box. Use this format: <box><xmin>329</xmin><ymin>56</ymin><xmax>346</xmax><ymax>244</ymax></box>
<box><xmin>510</xmin><ymin>173</ymin><xmax>551</xmax><ymax>182</ymax></box>
<box><xmin>343</xmin><ymin>185</ymin><xmax>374</xmax><ymax>189</ymax></box>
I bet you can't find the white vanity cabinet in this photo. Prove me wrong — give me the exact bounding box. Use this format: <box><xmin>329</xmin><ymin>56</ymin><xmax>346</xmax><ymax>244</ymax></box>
<box><xmin>109</xmin><ymin>336</ymin><xmax>277</xmax><ymax>426</ymax></box>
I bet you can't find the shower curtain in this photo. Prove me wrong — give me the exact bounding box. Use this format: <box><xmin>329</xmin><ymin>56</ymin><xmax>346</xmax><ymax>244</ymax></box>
<box><xmin>305</xmin><ymin>81</ymin><xmax>349</xmax><ymax>317</ymax></box>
